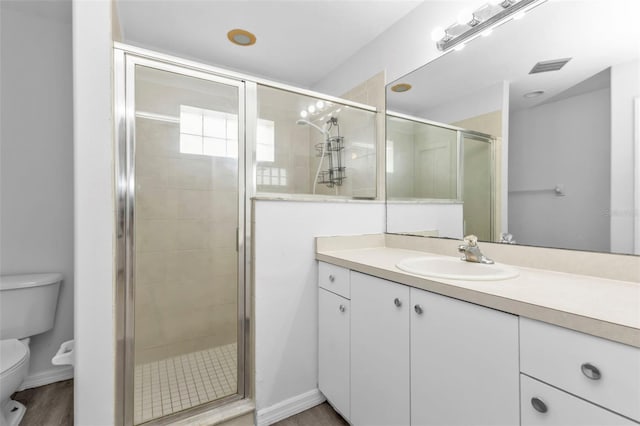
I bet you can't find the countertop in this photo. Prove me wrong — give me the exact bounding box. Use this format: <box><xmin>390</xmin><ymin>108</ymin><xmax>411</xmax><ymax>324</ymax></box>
<box><xmin>316</xmin><ymin>246</ymin><xmax>640</xmax><ymax>348</ymax></box>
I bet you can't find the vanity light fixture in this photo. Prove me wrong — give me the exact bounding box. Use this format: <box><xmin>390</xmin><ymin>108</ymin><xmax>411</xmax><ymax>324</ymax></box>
<box><xmin>433</xmin><ymin>0</ymin><xmax>547</xmax><ymax>52</ymax></box>
<box><xmin>391</xmin><ymin>83</ymin><xmax>412</xmax><ymax>93</ymax></box>
<box><xmin>227</xmin><ymin>29</ymin><xmax>256</xmax><ymax>46</ymax></box>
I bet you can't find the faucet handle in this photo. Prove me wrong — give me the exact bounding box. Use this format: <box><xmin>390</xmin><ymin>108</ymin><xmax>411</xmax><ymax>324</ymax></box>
<box><xmin>463</xmin><ymin>234</ymin><xmax>478</xmax><ymax>247</ymax></box>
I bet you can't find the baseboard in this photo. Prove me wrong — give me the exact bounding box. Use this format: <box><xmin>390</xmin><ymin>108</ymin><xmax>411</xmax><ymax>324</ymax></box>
<box><xmin>18</xmin><ymin>366</ymin><xmax>74</xmax><ymax>391</ymax></box>
<box><xmin>256</xmin><ymin>389</ymin><xmax>326</xmax><ymax>426</ymax></box>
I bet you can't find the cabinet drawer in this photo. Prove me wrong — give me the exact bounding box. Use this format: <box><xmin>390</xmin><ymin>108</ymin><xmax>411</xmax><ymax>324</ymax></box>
<box><xmin>521</xmin><ymin>374</ymin><xmax>636</xmax><ymax>426</ymax></box>
<box><xmin>318</xmin><ymin>262</ymin><xmax>349</xmax><ymax>298</ymax></box>
<box><xmin>520</xmin><ymin>317</ymin><xmax>640</xmax><ymax>421</ymax></box>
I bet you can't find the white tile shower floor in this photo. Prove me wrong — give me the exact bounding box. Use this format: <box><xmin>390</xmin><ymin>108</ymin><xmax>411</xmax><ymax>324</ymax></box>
<box><xmin>134</xmin><ymin>342</ymin><xmax>237</xmax><ymax>424</ymax></box>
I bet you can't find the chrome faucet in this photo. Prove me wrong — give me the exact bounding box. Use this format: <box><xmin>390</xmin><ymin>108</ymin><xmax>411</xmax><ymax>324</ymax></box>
<box><xmin>458</xmin><ymin>235</ymin><xmax>494</xmax><ymax>264</ymax></box>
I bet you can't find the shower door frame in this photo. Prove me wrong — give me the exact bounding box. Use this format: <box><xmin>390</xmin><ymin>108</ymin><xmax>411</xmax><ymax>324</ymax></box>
<box><xmin>459</xmin><ymin>131</ymin><xmax>496</xmax><ymax>240</ymax></box>
<box><xmin>114</xmin><ymin>48</ymin><xmax>254</xmax><ymax>426</ymax></box>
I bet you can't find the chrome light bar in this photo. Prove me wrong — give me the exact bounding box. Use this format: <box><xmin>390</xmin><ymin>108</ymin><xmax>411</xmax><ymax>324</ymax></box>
<box><xmin>434</xmin><ymin>0</ymin><xmax>547</xmax><ymax>52</ymax></box>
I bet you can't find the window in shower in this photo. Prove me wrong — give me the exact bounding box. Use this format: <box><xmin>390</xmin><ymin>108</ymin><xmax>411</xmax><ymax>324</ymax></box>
<box><xmin>257</xmin><ymin>119</ymin><xmax>275</xmax><ymax>162</ymax></box>
<box><xmin>179</xmin><ymin>105</ymin><xmax>238</xmax><ymax>157</ymax></box>
<box><xmin>256</xmin><ymin>167</ymin><xmax>287</xmax><ymax>186</ymax></box>
<box><xmin>179</xmin><ymin>105</ymin><xmax>275</xmax><ymax>162</ymax></box>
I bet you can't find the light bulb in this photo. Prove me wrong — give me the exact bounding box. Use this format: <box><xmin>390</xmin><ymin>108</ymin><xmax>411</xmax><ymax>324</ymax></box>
<box><xmin>457</xmin><ymin>10</ymin><xmax>473</xmax><ymax>25</ymax></box>
<box><xmin>308</xmin><ymin>105</ymin><xmax>316</xmax><ymax>113</ymax></box>
<box><xmin>300</xmin><ymin>110</ymin><xmax>308</xmax><ymax>118</ymax></box>
<box><xmin>430</xmin><ymin>26</ymin><xmax>446</xmax><ymax>42</ymax></box>
<box><xmin>454</xmin><ymin>43</ymin><xmax>465</xmax><ymax>52</ymax></box>
<box><xmin>316</xmin><ymin>100</ymin><xmax>325</xmax><ymax>109</ymax></box>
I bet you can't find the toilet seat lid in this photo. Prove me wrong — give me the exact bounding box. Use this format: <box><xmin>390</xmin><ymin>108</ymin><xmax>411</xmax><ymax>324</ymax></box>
<box><xmin>0</xmin><ymin>339</ymin><xmax>28</xmax><ymax>374</ymax></box>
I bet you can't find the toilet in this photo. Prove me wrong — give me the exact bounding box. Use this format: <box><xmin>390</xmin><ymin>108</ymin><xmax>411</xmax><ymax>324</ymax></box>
<box><xmin>0</xmin><ymin>273</ymin><xmax>62</xmax><ymax>426</ymax></box>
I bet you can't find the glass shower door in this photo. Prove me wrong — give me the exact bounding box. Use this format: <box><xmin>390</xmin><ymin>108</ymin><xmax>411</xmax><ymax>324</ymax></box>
<box><xmin>125</xmin><ymin>60</ymin><xmax>245</xmax><ymax>425</ymax></box>
<box><xmin>462</xmin><ymin>133</ymin><xmax>494</xmax><ymax>241</ymax></box>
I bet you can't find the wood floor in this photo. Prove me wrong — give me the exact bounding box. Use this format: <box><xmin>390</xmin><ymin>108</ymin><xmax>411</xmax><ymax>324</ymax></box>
<box><xmin>273</xmin><ymin>402</ymin><xmax>348</xmax><ymax>426</ymax></box>
<box><xmin>10</xmin><ymin>381</ymin><xmax>340</xmax><ymax>426</ymax></box>
<box><xmin>11</xmin><ymin>379</ymin><xmax>73</xmax><ymax>426</ymax></box>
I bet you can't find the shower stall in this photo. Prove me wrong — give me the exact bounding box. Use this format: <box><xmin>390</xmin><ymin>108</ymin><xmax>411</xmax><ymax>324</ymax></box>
<box><xmin>115</xmin><ymin>50</ymin><xmax>250</xmax><ymax>425</ymax></box>
<box><xmin>114</xmin><ymin>45</ymin><xmax>377</xmax><ymax>425</ymax></box>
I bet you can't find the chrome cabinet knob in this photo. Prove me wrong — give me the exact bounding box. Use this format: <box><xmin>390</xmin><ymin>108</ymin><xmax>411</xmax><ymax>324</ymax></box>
<box><xmin>414</xmin><ymin>304</ymin><xmax>424</xmax><ymax>315</ymax></box>
<box><xmin>394</xmin><ymin>298</ymin><xmax>402</xmax><ymax>307</ymax></box>
<box><xmin>339</xmin><ymin>304</ymin><xmax>346</xmax><ymax>313</ymax></box>
<box><xmin>581</xmin><ymin>363</ymin><xmax>602</xmax><ymax>380</ymax></box>
<box><xmin>531</xmin><ymin>397</ymin><xmax>548</xmax><ymax>413</ymax></box>
<box><xmin>328</xmin><ymin>274</ymin><xmax>335</xmax><ymax>282</ymax></box>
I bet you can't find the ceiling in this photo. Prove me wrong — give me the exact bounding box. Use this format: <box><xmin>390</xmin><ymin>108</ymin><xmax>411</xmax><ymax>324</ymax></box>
<box><xmin>115</xmin><ymin>0</ymin><xmax>423</xmax><ymax>89</ymax></box>
<box><xmin>387</xmin><ymin>0</ymin><xmax>640</xmax><ymax>115</ymax></box>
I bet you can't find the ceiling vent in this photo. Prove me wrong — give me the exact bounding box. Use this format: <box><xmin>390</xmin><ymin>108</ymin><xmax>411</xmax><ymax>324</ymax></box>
<box><xmin>529</xmin><ymin>58</ymin><xmax>572</xmax><ymax>74</ymax></box>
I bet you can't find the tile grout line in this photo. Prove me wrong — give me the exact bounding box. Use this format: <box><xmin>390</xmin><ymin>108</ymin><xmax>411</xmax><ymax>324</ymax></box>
<box><xmin>133</xmin><ymin>343</ymin><xmax>237</xmax><ymax>424</ymax></box>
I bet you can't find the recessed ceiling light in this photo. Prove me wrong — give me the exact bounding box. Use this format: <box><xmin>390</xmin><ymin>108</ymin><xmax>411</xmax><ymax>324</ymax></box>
<box><xmin>227</xmin><ymin>29</ymin><xmax>256</xmax><ymax>46</ymax></box>
<box><xmin>391</xmin><ymin>83</ymin><xmax>412</xmax><ymax>93</ymax></box>
<box><xmin>523</xmin><ymin>90</ymin><xmax>545</xmax><ymax>98</ymax></box>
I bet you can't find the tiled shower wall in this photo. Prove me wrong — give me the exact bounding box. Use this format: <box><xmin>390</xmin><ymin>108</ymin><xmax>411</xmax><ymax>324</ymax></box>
<box><xmin>254</xmin><ymin>87</ymin><xmax>314</xmax><ymax>194</ymax></box>
<box><xmin>335</xmin><ymin>71</ymin><xmax>385</xmax><ymax>199</ymax></box>
<box><xmin>134</xmin><ymin>117</ymin><xmax>237</xmax><ymax>364</ymax></box>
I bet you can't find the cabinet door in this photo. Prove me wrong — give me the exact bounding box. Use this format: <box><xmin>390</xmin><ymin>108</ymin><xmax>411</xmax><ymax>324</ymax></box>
<box><xmin>521</xmin><ymin>374</ymin><xmax>637</xmax><ymax>426</ymax></box>
<box><xmin>410</xmin><ymin>288</ymin><xmax>519</xmax><ymax>426</ymax></box>
<box><xmin>318</xmin><ymin>288</ymin><xmax>350</xmax><ymax>420</ymax></box>
<box><xmin>351</xmin><ymin>272</ymin><xmax>410</xmax><ymax>426</ymax></box>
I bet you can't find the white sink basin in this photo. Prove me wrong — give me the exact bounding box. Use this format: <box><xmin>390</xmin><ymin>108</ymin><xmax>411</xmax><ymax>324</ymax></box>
<box><xmin>396</xmin><ymin>257</ymin><xmax>519</xmax><ymax>281</ymax></box>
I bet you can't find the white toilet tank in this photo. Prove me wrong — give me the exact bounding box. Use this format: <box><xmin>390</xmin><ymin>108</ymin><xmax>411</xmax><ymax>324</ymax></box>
<box><xmin>0</xmin><ymin>273</ymin><xmax>62</xmax><ymax>340</ymax></box>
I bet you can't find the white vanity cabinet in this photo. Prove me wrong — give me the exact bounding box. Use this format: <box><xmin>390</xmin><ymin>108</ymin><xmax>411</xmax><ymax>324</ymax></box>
<box><xmin>349</xmin><ymin>270</ymin><xmax>519</xmax><ymax>426</ymax></box>
<box><xmin>318</xmin><ymin>262</ymin><xmax>351</xmax><ymax>420</ymax></box>
<box><xmin>317</xmin><ymin>260</ymin><xmax>637</xmax><ymax>426</ymax></box>
<box><xmin>410</xmin><ymin>288</ymin><xmax>519</xmax><ymax>426</ymax></box>
<box><xmin>350</xmin><ymin>271</ymin><xmax>411</xmax><ymax>426</ymax></box>
<box><xmin>520</xmin><ymin>317</ymin><xmax>640</xmax><ymax>424</ymax></box>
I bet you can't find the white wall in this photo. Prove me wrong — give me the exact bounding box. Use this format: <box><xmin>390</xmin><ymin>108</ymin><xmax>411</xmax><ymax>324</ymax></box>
<box><xmin>311</xmin><ymin>1</ymin><xmax>478</xmax><ymax>96</ymax></box>
<box><xmin>610</xmin><ymin>59</ymin><xmax>639</xmax><ymax>254</ymax></box>
<box><xmin>509</xmin><ymin>88</ymin><xmax>611</xmax><ymax>252</ymax></box>
<box><xmin>421</xmin><ymin>81</ymin><xmax>506</xmax><ymax>126</ymax></box>
<box><xmin>0</xmin><ymin>2</ymin><xmax>74</xmax><ymax>386</ymax></box>
<box><xmin>254</xmin><ymin>200</ymin><xmax>385</xmax><ymax>423</ymax></box>
<box><xmin>72</xmin><ymin>0</ymin><xmax>115</xmax><ymax>424</ymax></box>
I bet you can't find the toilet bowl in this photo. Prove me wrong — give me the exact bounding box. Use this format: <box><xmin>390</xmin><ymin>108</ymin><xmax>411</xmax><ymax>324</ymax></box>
<box><xmin>0</xmin><ymin>339</ymin><xmax>30</xmax><ymax>426</ymax></box>
<box><xmin>0</xmin><ymin>273</ymin><xmax>62</xmax><ymax>426</ymax></box>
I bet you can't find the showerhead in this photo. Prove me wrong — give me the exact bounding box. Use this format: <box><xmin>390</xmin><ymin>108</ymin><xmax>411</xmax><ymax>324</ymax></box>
<box><xmin>296</xmin><ymin>118</ymin><xmax>328</xmax><ymax>137</ymax></box>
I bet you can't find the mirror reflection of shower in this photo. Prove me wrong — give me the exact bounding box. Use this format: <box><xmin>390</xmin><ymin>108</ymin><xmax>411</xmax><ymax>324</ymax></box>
<box><xmin>296</xmin><ymin>117</ymin><xmax>346</xmax><ymax>194</ymax></box>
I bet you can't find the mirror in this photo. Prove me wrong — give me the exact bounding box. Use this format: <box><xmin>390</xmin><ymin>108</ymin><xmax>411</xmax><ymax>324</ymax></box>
<box><xmin>386</xmin><ymin>0</ymin><xmax>640</xmax><ymax>255</ymax></box>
